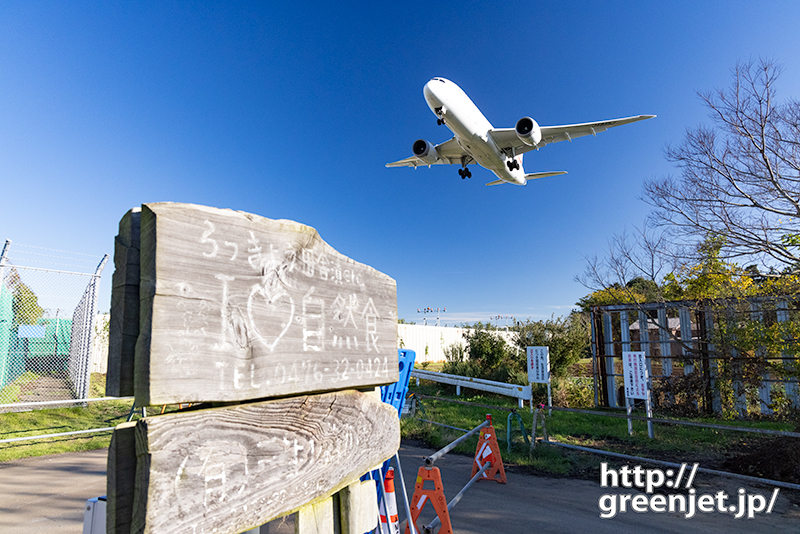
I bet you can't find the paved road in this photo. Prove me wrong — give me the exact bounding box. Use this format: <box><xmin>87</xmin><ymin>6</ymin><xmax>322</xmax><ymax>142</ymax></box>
<box><xmin>395</xmin><ymin>443</ymin><xmax>800</xmax><ymax>533</ymax></box>
<box><xmin>1</xmin><ymin>442</ymin><xmax>798</xmax><ymax>533</ymax></box>
<box><xmin>0</xmin><ymin>448</ymin><xmax>107</xmax><ymax>533</ymax></box>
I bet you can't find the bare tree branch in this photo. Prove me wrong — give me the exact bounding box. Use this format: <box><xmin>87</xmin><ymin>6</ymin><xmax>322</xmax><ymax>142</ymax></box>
<box><xmin>644</xmin><ymin>59</ymin><xmax>800</xmax><ymax>271</ymax></box>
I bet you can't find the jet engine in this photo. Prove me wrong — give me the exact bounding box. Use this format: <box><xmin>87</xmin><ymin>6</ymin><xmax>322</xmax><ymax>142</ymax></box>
<box><xmin>515</xmin><ymin>117</ymin><xmax>542</xmax><ymax>147</ymax></box>
<box><xmin>412</xmin><ymin>139</ymin><xmax>440</xmax><ymax>165</ymax></box>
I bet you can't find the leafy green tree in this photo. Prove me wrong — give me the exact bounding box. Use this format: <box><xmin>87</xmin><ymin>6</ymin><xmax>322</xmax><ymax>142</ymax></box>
<box><xmin>464</xmin><ymin>328</ymin><xmax>512</xmax><ymax>377</ymax></box>
<box><xmin>660</xmin><ymin>235</ymin><xmax>755</xmax><ymax>301</ymax></box>
<box><xmin>12</xmin><ymin>282</ymin><xmax>44</xmax><ymax>326</ymax></box>
<box><xmin>577</xmin><ymin>284</ymin><xmax>649</xmax><ymax>314</ymax></box>
<box><xmin>512</xmin><ymin>314</ymin><xmax>590</xmax><ymax>378</ymax></box>
<box><xmin>441</xmin><ymin>323</ymin><xmax>512</xmax><ymax>382</ymax></box>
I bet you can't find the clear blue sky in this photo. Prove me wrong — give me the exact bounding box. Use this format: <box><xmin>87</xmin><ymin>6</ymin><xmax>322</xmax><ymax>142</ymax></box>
<box><xmin>2</xmin><ymin>1</ymin><xmax>800</xmax><ymax>325</ymax></box>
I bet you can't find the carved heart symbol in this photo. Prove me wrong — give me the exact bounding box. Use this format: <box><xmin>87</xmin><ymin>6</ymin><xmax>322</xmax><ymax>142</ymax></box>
<box><xmin>247</xmin><ymin>283</ymin><xmax>295</xmax><ymax>352</ymax></box>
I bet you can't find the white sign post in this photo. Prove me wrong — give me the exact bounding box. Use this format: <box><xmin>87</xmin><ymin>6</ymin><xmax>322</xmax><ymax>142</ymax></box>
<box><xmin>622</xmin><ymin>351</ymin><xmax>654</xmax><ymax>438</ymax></box>
<box><xmin>527</xmin><ymin>346</ymin><xmax>551</xmax><ymax>415</ymax></box>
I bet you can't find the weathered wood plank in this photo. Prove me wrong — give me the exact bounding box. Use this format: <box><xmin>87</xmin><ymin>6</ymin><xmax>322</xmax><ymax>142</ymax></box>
<box><xmin>107</xmin><ymin>421</ymin><xmax>137</xmax><ymax>534</ymax></box>
<box><xmin>339</xmin><ymin>480</ymin><xmax>378</xmax><ymax>534</ymax></box>
<box><xmin>134</xmin><ymin>202</ymin><xmax>398</xmax><ymax>405</ymax></box>
<box><xmin>107</xmin><ymin>208</ymin><xmax>141</xmax><ymax>397</ymax></box>
<box><xmin>296</xmin><ymin>497</ymin><xmax>334</xmax><ymax>534</ymax></box>
<box><xmin>125</xmin><ymin>389</ymin><xmax>399</xmax><ymax>534</ymax></box>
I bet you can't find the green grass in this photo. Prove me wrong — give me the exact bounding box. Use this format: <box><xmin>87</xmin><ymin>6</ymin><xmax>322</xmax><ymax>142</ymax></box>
<box><xmin>403</xmin><ymin>379</ymin><xmax>797</xmax><ymax>480</ymax></box>
<box><xmin>414</xmin><ymin>361</ymin><xmax>444</xmax><ymax>372</ymax></box>
<box><xmin>0</xmin><ymin>373</ymin><xmax>131</xmax><ymax>462</ymax></box>
<box><xmin>3</xmin><ymin>370</ymin><xmax>796</xmax><ymax>481</ymax></box>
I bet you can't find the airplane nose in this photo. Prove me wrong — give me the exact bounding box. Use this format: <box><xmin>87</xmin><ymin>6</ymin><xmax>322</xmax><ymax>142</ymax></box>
<box><xmin>423</xmin><ymin>81</ymin><xmax>434</xmax><ymax>101</ymax></box>
<box><xmin>423</xmin><ymin>80</ymin><xmax>441</xmax><ymax>110</ymax></box>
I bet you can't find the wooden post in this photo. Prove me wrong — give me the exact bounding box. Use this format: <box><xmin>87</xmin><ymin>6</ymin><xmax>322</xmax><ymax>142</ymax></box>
<box><xmin>338</xmin><ymin>480</ymin><xmax>379</xmax><ymax>534</ymax></box>
<box><xmin>107</xmin><ymin>208</ymin><xmax>141</xmax><ymax>397</ymax></box>
<box><xmin>107</xmin><ymin>421</ymin><xmax>137</xmax><ymax>534</ymax></box>
<box><xmin>296</xmin><ymin>497</ymin><xmax>334</xmax><ymax>534</ymax></box>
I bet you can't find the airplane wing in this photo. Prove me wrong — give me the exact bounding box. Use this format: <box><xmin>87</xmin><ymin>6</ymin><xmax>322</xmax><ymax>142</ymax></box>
<box><xmin>385</xmin><ymin>137</ymin><xmax>468</xmax><ymax>167</ymax></box>
<box><xmin>487</xmin><ymin>114</ymin><xmax>656</xmax><ymax>157</ymax></box>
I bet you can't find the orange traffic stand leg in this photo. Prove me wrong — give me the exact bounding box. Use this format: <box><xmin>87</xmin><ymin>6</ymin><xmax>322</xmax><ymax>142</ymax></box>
<box><xmin>405</xmin><ymin>466</ymin><xmax>453</xmax><ymax>534</ymax></box>
<box><xmin>471</xmin><ymin>414</ymin><xmax>507</xmax><ymax>484</ymax></box>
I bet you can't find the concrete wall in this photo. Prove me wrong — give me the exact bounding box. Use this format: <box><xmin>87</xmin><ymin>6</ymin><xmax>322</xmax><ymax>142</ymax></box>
<box><xmin>397</xmin><ymin>324</ymin><xmax>516</xmax><ymax>363</ymax></box>
<box><xmin>90</xmin><ymin>313</ymin><xmax>109</xmax><ymax>374</ymax></box>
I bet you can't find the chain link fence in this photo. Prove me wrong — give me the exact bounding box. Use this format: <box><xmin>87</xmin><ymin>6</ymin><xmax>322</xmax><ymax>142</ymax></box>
<box><xmin>0</xmin><ymin>240</ymin><xmax>108</xmax><ymax>410</ymax></box>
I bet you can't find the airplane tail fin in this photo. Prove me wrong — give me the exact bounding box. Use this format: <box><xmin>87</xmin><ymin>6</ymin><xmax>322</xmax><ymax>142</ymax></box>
<box><xmin>485</xmin><ymin>179</ymin><xmax>508</xmax><ymax>186</ymax></box>
<box><xmin>524</xmin><ymin>171</ymin><xmax>568</xmax><ymax>181</ymax></box>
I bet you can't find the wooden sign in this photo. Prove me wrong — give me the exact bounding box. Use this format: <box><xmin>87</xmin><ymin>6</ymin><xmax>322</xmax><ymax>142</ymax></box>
<box><xmin>108</xmin><ymin>389</ymin><xmax>398</xmax><ymax>534</ymax></box>
<box><xmin>126</xmin><ymin>202</ymin><xmax>398</xmax><ymax>405</ymax></box>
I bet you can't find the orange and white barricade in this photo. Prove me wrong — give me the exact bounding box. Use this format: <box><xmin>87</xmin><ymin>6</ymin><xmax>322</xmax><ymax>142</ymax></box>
<box><xmin>379</xmin><ymin>467</ymin><xmax>400</xmax><ymax>534</ymax></box>
<box><xmin>471</xmin><ymin>414</ymin><xmax>507</xmax><ymax>484</ymax></box>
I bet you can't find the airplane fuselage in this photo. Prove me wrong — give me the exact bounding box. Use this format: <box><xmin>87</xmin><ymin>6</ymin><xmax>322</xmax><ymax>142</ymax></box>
<box><xmin>386</xmin><ymin>77</ymin><xmax>654</xmax><ymax>187</ymax></box>
<box><xmin>423</xmin><ymin>78</ymin><xmax>527</xmax><ymax>185</ymax></box>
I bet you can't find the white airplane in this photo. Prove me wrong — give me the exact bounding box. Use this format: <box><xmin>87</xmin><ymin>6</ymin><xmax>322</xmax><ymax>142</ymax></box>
<box><xmin>386</xmin><ymin>77</ymin><xmax>655</xmax><ymax>186</ymax></box>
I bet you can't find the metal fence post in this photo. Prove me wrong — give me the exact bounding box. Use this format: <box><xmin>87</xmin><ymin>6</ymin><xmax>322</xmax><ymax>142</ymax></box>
<box><xmin>0</xmin><ymin>240</ymin><xmax>10</xmax><ymax>390</ymax></box>
<box><xmin>620</xmin><ymin>311</ymin><xmax>633</xmax><ymax>434</ymax></box>
<box><xmin>679</xmin><ymin>306</ymin><xmax>694</xmax><ymax>375</ymax></box>
<box><xmin>702</xmin><ymin>306</ymin><xmax>722</xmax><ymax>414</ymax></box>
<box><xmin>637</xmin><ymin>310</ymin><xmax>655</xmax><ymax>438</ymax></box>
<box><xmin>590</xmin><ymin>311</ymin><xmax>599</xmax><ymax>407</ymax></box>
<box><xmin>750</xmin><ymin>301</ymin><xmax>772</xmax><ymax>415</ymax></box>
<box><xmin>657</xmin><ymin>307</ymin><xmax>672</xmax><ymax>377</ymax></box>
<box><xmin>602</xmin><ymin>312</ymin><xmax>617</xmax><ymax>408</ymax></box>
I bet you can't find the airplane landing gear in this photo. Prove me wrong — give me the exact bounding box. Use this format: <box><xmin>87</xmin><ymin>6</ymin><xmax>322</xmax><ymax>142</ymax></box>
<box><xmin>435</xmin><ymin>107</ymin><xmax>445</xmax><ymax>125</ymax></box>
<box><xmin>506</xmin><ymin>159</ymin><xmax>520</xmax><ymax>171</ymax></box>
<box><xmin>459</xmin><ymin>155</ymin><xmax>472</xmax><ymax>179</ymax></box>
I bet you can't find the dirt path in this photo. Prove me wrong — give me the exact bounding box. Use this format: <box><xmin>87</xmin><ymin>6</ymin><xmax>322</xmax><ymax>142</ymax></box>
<box><xmin>18</xmin><ymin>376</ymin><xmax>73</xmax><ymax>403</ymax></box>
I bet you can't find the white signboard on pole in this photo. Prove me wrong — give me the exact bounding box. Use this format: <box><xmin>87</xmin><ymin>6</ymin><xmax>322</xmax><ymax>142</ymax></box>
<box><xmin>623</xmin><ymin>351</ymin><xmax>648</xmax><ymax>400</ymax></box>
<box><xmin>527</xmin><ymin>346</ymin><xmax>550</xmax><ymax>384</ymax></box>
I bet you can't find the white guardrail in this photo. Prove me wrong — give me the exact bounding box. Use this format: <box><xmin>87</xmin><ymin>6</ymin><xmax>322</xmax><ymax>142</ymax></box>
<box><xmin>409</xmin><ymin>370</ymin><xmax>531</xmax><ymax>408</ymax></box>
